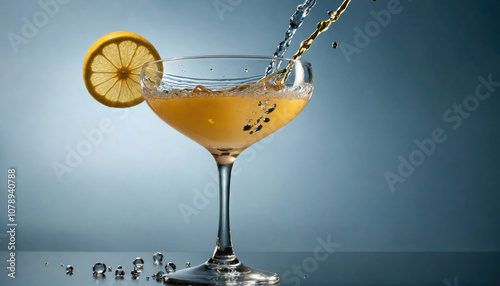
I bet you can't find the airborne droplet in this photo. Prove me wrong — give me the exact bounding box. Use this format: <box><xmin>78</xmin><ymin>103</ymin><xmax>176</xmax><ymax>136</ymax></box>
<box><xmin>332</xmin><ymin>42</ymin><xmax>338</xmax><ymax>49</ymax></box>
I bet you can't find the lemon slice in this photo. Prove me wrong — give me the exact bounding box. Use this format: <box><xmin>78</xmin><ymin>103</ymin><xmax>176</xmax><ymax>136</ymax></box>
<box><xmin>83</xmin><ymin>31</ymin><xmax>161</xmax><ymax>108</ymax></box>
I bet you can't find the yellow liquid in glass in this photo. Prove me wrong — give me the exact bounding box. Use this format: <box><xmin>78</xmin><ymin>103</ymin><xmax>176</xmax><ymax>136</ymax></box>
<box><xmin>146</xmin><ymin>88</ymin><xmax>309</xmax><ymax>158</ymax></box>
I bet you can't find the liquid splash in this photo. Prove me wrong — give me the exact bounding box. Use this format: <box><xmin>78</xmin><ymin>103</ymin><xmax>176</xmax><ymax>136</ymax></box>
<box><xmin>291</xmin><ymin>0</ymin><xmax>351</xmax><ymax>61</ymax></box>
<box><xmin>265</xmin><ymin>0</ymin><xmax>317</xmax><ymax>76</ymax></box>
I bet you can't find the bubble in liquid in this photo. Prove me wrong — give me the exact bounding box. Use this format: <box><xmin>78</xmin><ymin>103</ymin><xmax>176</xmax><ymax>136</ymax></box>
<box><xmin>131</xmin><ymin>269</ymin><xmax>140</xmax><ymax>278</ymax></box>
<box><xmin>265</xmin><ymin>104</ymin><xmax>276</xmax><ymax>114</ymax></box>
<box><xmin>165</xmin><ymin>262</ymin><xmax>177</xmax><ymax>273</ymax></box>
<box><xmin>327</xmin><ymin>10</ymin><xmax>334</xmax><ymax>17</ymax></box>
<box><xmin>244</xmin><ymin>68</ymin><xmax>249</xmax><ymax>72</ymax></box>
<box><xmin>115</xmin><ymin>268</ymin><xmax>125</xmax><ymax>278</ymax></box>
<box><xmin>117</xmin><ymin>265</ymin><xmax>123</xmax><ymax>269</ymax></box>
<box><xmin>133</xmin><ymin>257</ymin><xmax>144</xmax><ymax>268</ymax></box>
<box><xmin>254</xmin><ymin>125</ymin><xmax>263</xmax><ymax>132</ymax></box>
<box><xmin>182</xmin><ymin>69</ymin><xmax>185</xmax><ymax>73</ymax></box>
<box><xmin>60</xmin><ymin>263</ymin><xmax>64</xmax><ymax>267</ymax></box>
<box><xmin>186</xmin><ymin>262</ymin><xmax>191</xmax><ymax>268</ymax></box>
<box><xmin>243</xmin><ymin>124</ymin><xmax>252</xmax><ymax>131</ymax></box>
<box><xmin>210</xmin><ymin>68</ymin><xmax>214</xmax><ymax>71</ymax></box>
<box><xmin>108</xmin><ymin>266</ymin><xmax>112</xmax><ymax>272</ymax></box>
<box><xmin>303</xmin><ymin>274</ymin><xmax>308</xmax><ymax>279</ymax></box>
<box><xmin>263</xmin><ymin>117</ymin><xmax>270</xmax><ymax>123</ymax></box>
<box><xmin>332</xmin><ymin>42</ymin><xmax>338</xmax><ymax>49</ymax></box>
<box><xmin>153</xmin><ymin>252</ymin><xmax>164</xmax><ymax>264</ymax></box>
<box><xmin>93</xmin><ymin>262</ymin><xmax>106</xmax><ymax>275</ymax></box>
<box><xmin>66</xmin><ymin>265</ymin><xmax>74</xmax><ymax>274</ymax></box>
<box><xmin>146</xmin><ymin>276</ymin><xmax>150</xmax><ymax>281</ymax></box>
<box><xmin>45</xmin><ymin>262</ymin><xmax>49</xmax><ymax>266</ymax></box>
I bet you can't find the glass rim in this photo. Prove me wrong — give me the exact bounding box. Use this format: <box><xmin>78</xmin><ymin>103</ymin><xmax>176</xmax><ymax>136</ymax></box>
<box><xmin>142</xmin><ymin>55</ymin><xmax>312</xmax><ymax>66</ymax></box>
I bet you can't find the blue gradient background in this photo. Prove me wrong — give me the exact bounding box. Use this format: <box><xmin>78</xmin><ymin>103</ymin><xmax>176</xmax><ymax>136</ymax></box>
<box><xmin>0</xmin><ymin>0</ymin><xmax>499</xmax><ymax>253</ymax></box>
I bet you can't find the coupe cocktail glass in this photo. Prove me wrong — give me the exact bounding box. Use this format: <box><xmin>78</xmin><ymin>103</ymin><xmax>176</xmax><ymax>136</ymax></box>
<box><xmin>141</xmin><ymin>56</ymin><xmax>313</xmax><ymax>285</ymax></box>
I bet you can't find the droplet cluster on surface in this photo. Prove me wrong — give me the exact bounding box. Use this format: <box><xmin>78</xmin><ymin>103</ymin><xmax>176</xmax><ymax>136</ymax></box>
<box><xmin>52</xmin><ymin>252</ymin><xmax>191</xmax><ymax>280</ymax></box>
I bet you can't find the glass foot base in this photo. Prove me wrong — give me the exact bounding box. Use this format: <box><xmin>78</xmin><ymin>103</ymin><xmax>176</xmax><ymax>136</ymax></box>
<box><xmin>163</xmin><ymin>261</ymin><xmax>279</xmax><ymax>285</ymax></box>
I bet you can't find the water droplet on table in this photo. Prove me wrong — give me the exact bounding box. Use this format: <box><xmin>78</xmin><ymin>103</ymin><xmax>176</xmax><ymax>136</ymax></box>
<box><xmin>93</xmin><ymin>262</ymin><xmax>106</xmax><ymax>275</ymax></box>
<box><xmin>66</xmin><ymin>265</ymin><xmax>74</xmax><ymax>274</ymax></box>
<box><xmin>131</xmin><ymin>269</ymin><xmax>140</xmax><ymax>278</ymax></box>
<box><xmin>165</xmin><ymin>262</ymin><xmax>176</xmax><ymax>273</ymax></box>
<box><xmin>153</xmin><ymin>252</ymin><xmax>164</xmax><ymax>264</ymax></box>
<box><xmin>133</xmin><ymin>257</ymin><xmax>144</xmax><ymax>268</ymax></box>
<box><xmin>155</xmin><ymin>271</ymin><xmax>165</xmax><ymax>281</ymax></box>
<box><xmin>115</xmin><ymin>268</ymin><xmax>125</xmax><ymax>278</ymax></box>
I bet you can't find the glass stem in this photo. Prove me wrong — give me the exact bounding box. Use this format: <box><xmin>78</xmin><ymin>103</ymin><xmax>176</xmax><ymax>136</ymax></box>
<box><xmin>209</xmin><ymin>163</ymin><xmax>239</xmax><ymax>265</ymax></box>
